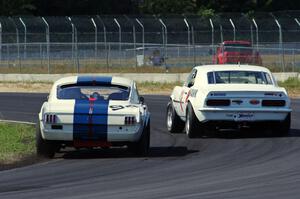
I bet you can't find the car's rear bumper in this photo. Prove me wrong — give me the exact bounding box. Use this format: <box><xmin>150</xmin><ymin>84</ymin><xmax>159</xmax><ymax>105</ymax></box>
<box><xmin>41</xmin><ymin>123</ymin><xmax>143</xmax><ymax>142</ymax></box>
<box><xmin>196</xmin><ymin>108</ymin><xmax>291</xmax><ymax>123</ymax></box>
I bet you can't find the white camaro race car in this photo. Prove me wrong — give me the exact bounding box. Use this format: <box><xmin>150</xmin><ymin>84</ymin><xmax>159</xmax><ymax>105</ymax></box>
<box><xmin>167</xmin><ymin>64</ymin><xmax>292</xmax><ymax>138</ymax></box>
<box><xmin>37</xmin><ymin>76</ymin><xmax>150</xmax><ymax>158</ymax></box>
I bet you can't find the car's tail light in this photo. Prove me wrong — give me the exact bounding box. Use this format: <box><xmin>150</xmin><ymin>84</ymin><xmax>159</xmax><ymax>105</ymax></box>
<box><xmin>262</xmin><ymin>100</ymin><xmax>285</xmax><ymax>107</ymax></box>
<box><xmin>249</xmin><ymin>99</ymin><xmax>260</xmax><ymax>105</ymax></box>
<box><xmin>206</xmin><ymin>99</ymin><xmax>230</xmax><ymax>106</ymax></box>
<box><xmin>125</xmin><ymin>116</ymin><xmax>136</xmax><ymax>125</ymax></box>
<box><xmin>45</xmin><ymin>114</ymin><xmax>57</xmax><ymax>124</ymax></box>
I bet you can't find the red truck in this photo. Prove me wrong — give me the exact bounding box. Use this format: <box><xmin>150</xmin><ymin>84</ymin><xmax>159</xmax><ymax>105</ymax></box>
<box><xmin>213</xmin><ymin>40</ymin><xmax>262</xmax><ymax>65</ymax></box>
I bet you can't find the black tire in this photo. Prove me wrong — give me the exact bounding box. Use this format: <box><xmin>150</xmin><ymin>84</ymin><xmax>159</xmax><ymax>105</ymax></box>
<box><xmin>185</xmin><ymin>103</ymin><xmax>204</xmax><ymax>138</ymax></box>
<box><xmin>36</xmin><ymin>120</ymin><xmax>58</xmax><ymax>158</ymax></box>
<box><xmin>274</xmin><ymin>113</ymin><xmax>291</xmax><ymax>136</ymax></box>
<box><xmin>128</xmin><ymin>120</ymin><xmax>150</xmax><ymax>156</ymax></box>
<box><xmin>166</xmin><ymin>101</ymin><xmax>185</xmax><ymax>133</ymax></box>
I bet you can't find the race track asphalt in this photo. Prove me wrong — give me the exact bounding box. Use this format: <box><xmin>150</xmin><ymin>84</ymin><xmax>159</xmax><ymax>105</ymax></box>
<box><xmin>0</xmin><ymin>93</ymin><xmax>300</xmax><ymax>199</ymax></box>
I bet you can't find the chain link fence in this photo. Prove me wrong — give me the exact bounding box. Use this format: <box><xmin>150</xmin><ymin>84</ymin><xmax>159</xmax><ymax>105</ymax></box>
<box><xmin>0</xmin><ymin>12</ymin><xmax>300</xmax><ymax>73</ymax></box>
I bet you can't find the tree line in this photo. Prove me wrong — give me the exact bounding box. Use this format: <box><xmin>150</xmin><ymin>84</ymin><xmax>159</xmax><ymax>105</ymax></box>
<box><xmin>0</xmin><ymin>0</ymin><xmax>299</xmax><ymax>16</ymax></box>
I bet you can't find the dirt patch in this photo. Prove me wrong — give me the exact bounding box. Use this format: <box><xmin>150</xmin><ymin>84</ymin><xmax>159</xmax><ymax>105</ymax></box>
<box><xmin>0</xmin><ymin>155</ymin><xmax>45</xmax><ymax>171</ymax></box>
<box><xmin>0</xmin><ymin>82</ymin><xmax>173</xmax><ymax>95</ymax></box>
<box><xmin>0</xmin><ymin>82</ymin><xmax>52</xmax><ymax>93</ymax></box>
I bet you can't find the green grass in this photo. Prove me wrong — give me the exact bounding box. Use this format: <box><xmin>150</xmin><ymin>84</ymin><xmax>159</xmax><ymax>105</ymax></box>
<box><xmin>0</xmin><ymin>122</ymin><xmax>35</xmax><ymax>164</ymax></box>
<box><xmin>0</xmin><ymin>64</ymin><xmax>194</xmax><ymax>74</ymax></box>
<box><xmin>278</xmin><ymin>78</ymin><xmax>300</xmax><ymax>96</ymax></box>
<box><xmin>1</xmin><ymin>54</ymin><xmax>300</xmax><ymax>73</ymax></box>
<box><xmin>279</xmin><ymin>77</ymin><xmax>300</xmax><ymax>88</ymax></box>
<box><xmin>138</xmin><ymin>81</ymin><xmax>181</xmax><ymax>94</ymax></box>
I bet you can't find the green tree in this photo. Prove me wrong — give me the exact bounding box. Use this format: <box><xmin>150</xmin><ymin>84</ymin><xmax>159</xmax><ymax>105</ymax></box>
<box><xmin>140</xmin><ymin>0</ymin><xmax>197</xmax><ymax>14</ymax></box>
<box><xmin>34</xmin><ymin>0</ymin><xmax>135</xmax><ymax>16</ymax></box>
<box><xmin>0</xmin><ymin>0</ymin><xmax>35</xmax><ymax>15</ymax></box>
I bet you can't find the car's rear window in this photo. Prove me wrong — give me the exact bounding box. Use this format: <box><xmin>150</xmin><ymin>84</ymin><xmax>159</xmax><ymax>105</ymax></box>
<box><xmin>57</xmin><ymin>84</ymin><xmax>130</xmax><ymax>100</ymax></box>
<box><xmin>223</xmin><ymin>43</ymin><xmax>252</xmax><ymax>53</ymax></box>
<box><xmin>207</xmin><ymin>71</ymin><xmax>273</xmax><ymax>85</ymax></box>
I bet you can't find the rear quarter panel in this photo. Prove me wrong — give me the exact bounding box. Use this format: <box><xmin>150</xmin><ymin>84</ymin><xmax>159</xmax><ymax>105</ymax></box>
<box><xmin>170</xmin><ymin>86</ymin><xmax>185</xmax><ymax>115</ymax></box>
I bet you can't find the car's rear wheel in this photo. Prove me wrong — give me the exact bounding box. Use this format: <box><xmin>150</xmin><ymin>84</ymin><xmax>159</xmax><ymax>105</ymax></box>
<box><xmin>128</xmin><ymin>120</ymin><xmax>150</xmax><ymax>156</ymax></box>
<box><xmin>166</xmin><ymin>101</ymin><xmax>185</xmax><ymax>133</ymax></box>
<box><xmin>274</xmin><ymin>113</ymin><xmax>291</xmax><ymax>136</ymax></box>
<box><xmin>36</xmin><ymin>121</ymin><xmax>59</xmax><ymax>158</ymax></box>
<box><xmin>186</xmin><ymin>103</ymin><xmax>204</xmax><ymax>138</ymax></box>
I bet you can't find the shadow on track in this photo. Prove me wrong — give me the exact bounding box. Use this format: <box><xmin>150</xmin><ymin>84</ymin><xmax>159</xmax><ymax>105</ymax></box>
<box><xmin>200</xmin><ymin>128</ymin><xmax>300</xmax><ymax>139</ymax></box>
<box><xmin>61</xmin><ymin>146</ymin><xmax>198</xmax><ymax>159</ymax></box>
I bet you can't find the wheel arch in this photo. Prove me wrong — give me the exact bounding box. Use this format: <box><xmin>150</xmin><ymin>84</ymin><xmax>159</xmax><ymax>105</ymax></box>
<box><xmin>186</xmin><ymin>99</ymin><xmax>204</xmax><ymax>123</ymax></box>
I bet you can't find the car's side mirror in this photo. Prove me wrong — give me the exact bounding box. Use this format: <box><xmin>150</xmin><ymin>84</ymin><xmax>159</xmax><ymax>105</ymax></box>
<box><xmin>139</xmin><ymin>96</ymin><xmax>145</xmax><ymax>104</ymax></box>
<box><xmin>187</xmin><ymin>82</ymin><xmax>193</xmax><ymax>88</ymax></box>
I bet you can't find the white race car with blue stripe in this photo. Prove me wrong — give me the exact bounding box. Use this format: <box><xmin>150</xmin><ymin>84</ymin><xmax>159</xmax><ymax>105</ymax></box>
<box><xmin>37</xmin><ymin>76</ymin><xmax>150</xmax><ymax>158</ymax></box>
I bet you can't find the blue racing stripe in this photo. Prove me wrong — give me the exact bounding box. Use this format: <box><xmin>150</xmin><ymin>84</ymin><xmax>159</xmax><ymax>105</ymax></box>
<box><xmin>73</xmin><ymin>76</ymin><xmax>112</xmax><ymax>141</ymax></box>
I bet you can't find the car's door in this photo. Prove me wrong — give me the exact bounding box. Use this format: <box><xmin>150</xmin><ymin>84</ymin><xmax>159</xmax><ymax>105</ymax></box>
<box><xmin>177</xmin><ymin>69</ymin><xmax>197</xmax><ymax>117</ymax></box>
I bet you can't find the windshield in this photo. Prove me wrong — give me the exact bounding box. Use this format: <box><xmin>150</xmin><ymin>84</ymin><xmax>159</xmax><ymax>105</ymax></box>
<box><xmin>57</xmin><ymin>84</ymin><xmax>130</xmax><ymax>100</ymax></box>
<box><xmin>223</xmin><ymin>43</ymin><xmax>252</xmax><ymax>53</ymax></box>
<box><xmin>207</xmin><ymin>71</ymin><xmax>273</xmax><ymax>85</ymax></box>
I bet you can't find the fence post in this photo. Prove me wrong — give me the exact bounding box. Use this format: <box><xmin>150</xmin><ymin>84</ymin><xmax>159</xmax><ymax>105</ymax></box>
<box><xmin>295</xmin><ymin>18</ymin><xmax>300</xmax><ymax>72</ymax></box>
<box><xmin>160</xmin><ymin>18</ymin><xmax>165</xmax><ymax>57</ymax></box>
<box><xmin>250</xmin><ymin>24</ymin><xmax>254</xmax><ymax>46</ymax></box>
<box><xmin>159</xmin><ymin>18</ymin><xmax>167</xmax><ymax>70</ymax></box>
<box><xmin>183</xmin><ymin>18</ymin><xmax>191</xmax><ymax>59</ymax></box>
<box><xmin>7</xmin><ymin>45</ymin><xmax>9</xmax><ymax>67</ymax></box>
<box><xmin>66</xmin><ymin>17</ymin><xmax>74</xmax><ymax>68</ymax></box>
<box><xmin>135</xmin><ymin>18</ymin><xmax>144</xmax><ymax>66</ymax></box>
<box><xmin>292</xmin><ymin>48</ymin><xmax>295</xmax><ymax>72</ymax></box>
<box><xmin>191</xmin><ymin>26</ymin><xmax>196</xmax><ymax>66</ymax></box>
<box><xmin>275</xmin><ymin>19</ymin><xmax>284</xmax><ymax>72</ymax></box>
<box><xmin>295</xmin><ymin>18</ymin><xmax>300</xmax><ymax>26</ymax></box>
<box><xmin>96</xmin><ymin>16</ymin><xmax>108</xmax><ymax>70</ymax></box>
<box><xmin>9</xmin><ymin>18</ymin><xmax>21</xmax><ymax>70</ymax></box>
<box><xmin>113</xmin><ymin>18</ymin><xmax>122</xmax><ymax>66</ymax></box>
<box><xmin>252</xmin><ymin>19</ymin><xmax>259</xmax><ymax>52</ymax></box>
<box><xmin>219</xmin><ymin>25</ymin><xmax>223</xmax><ymax>43</ymax></box>
<box><xmin>68</xmin><ymin>17</ymin><xmax>79</xmax><ymax>73</ymax></box>
<box><xmin>209</xmin><ymin>18</ymin><xmax>214</xmax><ymax>63</ymax></box>
<box><xmin>0</xmin><ymin>22</ymin><xmax>2</xmax><ymax>62</ymax></box>
<box><xmin>42</xmin><ymin>17</ymin><xmax>50</xmax><ymax>74</ymax></box>
<box><xmin>91</xmin><ymin>18</ymin><xmax>97</xmax><ymax>63</ymax></box>
<box><xmin>229</xmin><ymin>18</ymin><xmax>236</xmax><ymax>41</ymax></box>
<box><xmin>125</xmin><ymin>15</ymin><xmax>137</xmax><ymax>68</ymax></box>
<box><xmin>19</xmin><ymin>17</ymin><xmax>27</xmax><ymax>59</ymax></box>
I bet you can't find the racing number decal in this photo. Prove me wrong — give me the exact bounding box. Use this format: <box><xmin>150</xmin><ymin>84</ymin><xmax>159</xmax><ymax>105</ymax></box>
<box><xmin>179</xmin><ymin>90</ymin><xmax>185</xmax><ymax>112</ymax></box>
<box><xmin>179</xmin><ymin>89</ymin><xmax>191</xmax><ymax>112</ymax></box>
<box><xmin>110</xmin><ymin>105</ymin><xmax>124</xmax><ymax>111</ymax></box>
<box><xmin>185</xmin><ymin>90</ymin><xmax>191</xmax><ymax>103</ymax></box>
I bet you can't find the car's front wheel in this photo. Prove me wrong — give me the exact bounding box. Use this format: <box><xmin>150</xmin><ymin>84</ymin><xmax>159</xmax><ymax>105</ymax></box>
<box><xmin>36</xmin><ymin>121</ymin><xmax>59</xmax><ymax>158</ymax></box>
<box><xmin>186</xmin><ymin>103</ymin><xmax>203</xmax><ymax>138</ymax></box>
<box><xmin>166</xmin><ymin>101</ymin><xmax>185</xmax><ymax>133</ymax></box>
